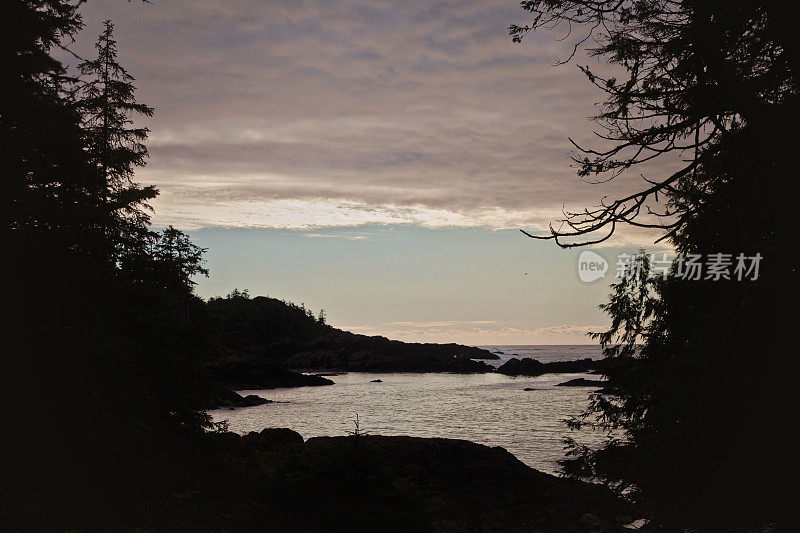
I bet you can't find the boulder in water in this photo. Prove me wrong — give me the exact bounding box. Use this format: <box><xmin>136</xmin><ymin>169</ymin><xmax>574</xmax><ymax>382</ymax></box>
<box><xmin>556</xmin><ymin>378</ymin><xmax>606</xmax><ymax>387</ymax></box>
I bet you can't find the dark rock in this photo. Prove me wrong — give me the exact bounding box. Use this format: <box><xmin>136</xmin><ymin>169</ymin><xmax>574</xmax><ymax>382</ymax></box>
<box><xmin>496</xmin><ymin>357</ymin><xmax>596</xmax><ymax>376</ymax></box>
<box><xmin>580</xmin><ymin>512</ymin><xmax>602</xmax><ymax>527</ymax></box>
<box><xmin>556</xmin><ymin>378</ymin><xmax>607</xmax><ymax>387</ymax></box>
<box><xmin>287</xmin><ymin>435</ymin><xmax>630</xmax><ymax>531</ymax></box>
<box><xmin>285</xmin><ymin>338</ymin><xmax>496</xmax><ymax>373</ymax></box>
<box><xmin>523</xmin><ymin>387</ymin><xmax>536</xmax><ymax>391</ymax></box>
<box><xmin>370</xmin><ymin>379</ymin><xmax>383</xmax><ymax>382</ymax></box>
<box><xmin>199</xmin><ymin>384</ymin><xmax>274</xmax><ymax>409</ymax></box>
<box><xmin>497</xmin><ymin>357</ymin><xmax>545</xmax><ymax>376</ymax></box>
<box><xmin>206</xmin><ymin>361</ymin><xmax>334</xmax><ymax>390</ymax></box>
<box><xmin>242</xmin><ymin>427</ymin><xmax>304</xmax><ymax>450</ymax></box>
<box><xmin>239</xmin><ymin>394</ymin><xmax>271</xmax><ymax>406</ymax></box>
<box><xmin>169</xmin><ymin>431</ymin><xmax>633</xmax><ymax>531</ymax></box>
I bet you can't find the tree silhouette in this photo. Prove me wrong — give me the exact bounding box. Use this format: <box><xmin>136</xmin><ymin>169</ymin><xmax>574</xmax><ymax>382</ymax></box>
<box><xmin>589</xmin><ymin>251</ymin><xmax>657</xmax><ymax>358</ymax></box>
<box><xmin>513</xmin><ymin>2</ymin><xmax>798</xmax><ymax>528</ymax></box>
<box><xmin>5</xmin><ymin>1</ymin><xmax>97</xmax><ymax>245</ymax></box>
<box><xmin>512</xmin><ymin>1</ymin><xmax>798</xmax><ymax>247</ymax></box>
<box><xmin>6</xmin><ymin>4</ymin><xmax>221</xmax><ymax>527</ymax></box>
<box><xmin>77</xmin><ymin>20</ymin><xmax>158</xmax><ymax>259</ymax></box>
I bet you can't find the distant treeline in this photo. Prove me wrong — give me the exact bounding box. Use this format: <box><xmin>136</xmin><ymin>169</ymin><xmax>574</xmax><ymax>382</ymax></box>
<box><xmin>205</xmin><ymin>289</ymin><xmax>330</xmax><ymax>347</ymax></box>
<box><xmin>190</xmin><ymin>289</ymin><xmax>496</xmax><ymax>372</ymax></box>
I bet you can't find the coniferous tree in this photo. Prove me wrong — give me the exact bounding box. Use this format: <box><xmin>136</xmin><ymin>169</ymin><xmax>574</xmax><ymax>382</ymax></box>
<box><xmin>512</xmin><ymin>1</ymin><xmax>798</xmax><ymax>528</ymax></box>
<box><xmin>77</xmin><ymin>20</ymin><xmax>158</xmax><ymax>262</ymax></box>
<box><xmin>5</xmin><ymin>6</ymin><xmax>219</xmax><ymax>527</ymax></box>
<box><xmin>151</xmin><ymin>225</ymin><xmax>209</xmax><ymax>325</ymax></box>
<box><xmin>4</xmin><ymin>1</ymin><xmax>87</xmax><ymax>230</ymax></box>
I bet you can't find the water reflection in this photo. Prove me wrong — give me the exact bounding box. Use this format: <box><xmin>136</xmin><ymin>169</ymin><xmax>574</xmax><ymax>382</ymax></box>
<box><xmin>211</xmin><ymin>371</ymin><xmax>607</xmax><ymax>475</ymax></box>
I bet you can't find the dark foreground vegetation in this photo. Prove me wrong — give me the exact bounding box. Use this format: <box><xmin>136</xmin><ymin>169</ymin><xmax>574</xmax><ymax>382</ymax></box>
<box><xmin>6</xmin><ymin>428</ymin><xmax>630</xmax><ymax>532</ymax></box>
<box><xmin>511</xmin><ymin>1</ymin><xmax>797</xmax><ymax>529</ymax></box>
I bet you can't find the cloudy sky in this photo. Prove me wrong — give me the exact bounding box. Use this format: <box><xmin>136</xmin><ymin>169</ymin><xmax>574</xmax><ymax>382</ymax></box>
<box><xmin>66</xmin><ymin>0</ymin><xmax>672</xmax><ymax>343</ymax></box>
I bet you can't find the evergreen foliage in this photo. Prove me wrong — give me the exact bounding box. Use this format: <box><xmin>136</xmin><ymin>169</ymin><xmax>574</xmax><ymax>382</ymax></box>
<box><xmin>513</xmin><ymin>1</ymin><xmax>798</xmax><ymax>528</ymax></box>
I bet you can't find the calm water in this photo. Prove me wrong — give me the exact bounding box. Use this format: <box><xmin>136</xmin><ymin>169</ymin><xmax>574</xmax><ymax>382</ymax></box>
<box><xmin>478</xmin><ymin>344</ymin><xmax>602</xmax><ymax>367</ymax></box>
<box><xmin>210</xmin><ymin>345</ymin><xmax>607</xmax><ymax>475</ymax></box>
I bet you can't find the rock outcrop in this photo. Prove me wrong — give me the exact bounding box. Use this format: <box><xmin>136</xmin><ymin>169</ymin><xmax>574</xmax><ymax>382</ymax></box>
<box><xmin>556</xmin><ymin>378</ymin><xmax>607</xmax><ymax>387</ymax></box>
<box><xmin>205</xmin><ymin>361</ymin><xmax>335</xmax><ymax>390</ymax></box>
<box><xmin>285</xmin><ymin>339</ymin><xmax>495</xmax><ymax>373</ymax></box>
<box><xmin>207</xmin><ymin>431</ymin><xmax>632</xmax><ymax>531</ymax></box>
<box><xmin>496</xmin><ymin>357</ymin><xmax>596</xmax><ymax>376</ymax></box>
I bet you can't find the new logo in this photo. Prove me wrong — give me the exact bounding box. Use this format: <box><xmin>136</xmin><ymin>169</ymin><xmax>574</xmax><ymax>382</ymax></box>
<box><xmin>578</xmin><ymin>251</ymin><xmax>608</xmax><ymax>283</ymax></box>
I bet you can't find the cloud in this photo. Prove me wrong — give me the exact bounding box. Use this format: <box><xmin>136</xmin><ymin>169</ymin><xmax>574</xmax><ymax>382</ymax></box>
<box><xmin>379</xmin><ymin>322</ymin><xmax>600</xmax><ymax>336</ymax></box>
<box><xmin>303</xmin><ymin>232</ymin><xmax>367</xmax><ymax>240</ymax></box>
<box><xmin>386</xmin><ymin>320</ymin><xmax>499</xmax><ymax>328</ymax></box>
<box><xmin>68</xmin><ymin>0</ymin><xmax>679</xmax><ymax>244</ymax></box>
<box><xmin>528</xmin><ymin>324</ymin><xmax>602</xmax><ymax>336</ymax></box>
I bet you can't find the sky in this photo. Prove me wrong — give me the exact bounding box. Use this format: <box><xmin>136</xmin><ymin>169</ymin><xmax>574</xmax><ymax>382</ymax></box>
<box><xmin>65</xmin><ymin>0</ymin><xmax>674</xmax><ymax>344</ymax></box>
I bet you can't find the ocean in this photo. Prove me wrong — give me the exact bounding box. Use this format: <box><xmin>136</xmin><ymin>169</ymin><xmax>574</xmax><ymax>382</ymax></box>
<box><xmin>210</xmin><ymin>345</ymin><xmax>608</xmax><ymax>475</ymax></box>
<box><xmin>477</xmin><ymin>344</ymin><xmax>603</xmax><ymax>367</ymax></box>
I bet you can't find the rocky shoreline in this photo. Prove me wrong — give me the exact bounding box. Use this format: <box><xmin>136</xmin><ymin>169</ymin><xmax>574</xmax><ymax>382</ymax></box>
<box><xmin>202</xmin><ymin>428</ymin><xmax>632</xmax><ymax>531</ymax></box>
<box><xmin>495</xmin><ymin>357</ymin><xmax>597</xmax><ymax>376</ymax></box>
<box><xmin>199</xmin><ymin>355</ymin><xmax>633</xmax><ymax>409</ymax></box>
<box><xmin>280</xmin><ymin>336</ymin><xmax>498</xmax><ymax>372</ymax></box>
<box><xmin>206</xmin><ymin>360</ymin><xmax>335</xmax><ymax>390</ymax></box>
